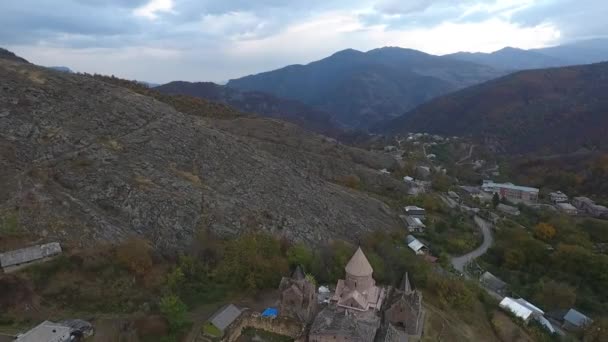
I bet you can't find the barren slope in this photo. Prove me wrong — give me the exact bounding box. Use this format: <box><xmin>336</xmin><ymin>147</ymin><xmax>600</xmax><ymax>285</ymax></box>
<box><xmin>0</xmin><ymin>58</ymin><xmax>401</xmax><ymax>249</ymax></box>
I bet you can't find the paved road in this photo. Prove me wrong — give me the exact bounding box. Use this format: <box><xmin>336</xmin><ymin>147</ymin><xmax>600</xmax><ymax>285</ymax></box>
<box><xmin>451</xmin><ymin>216</ymin><xmax>494</xmax><ymax>272</ymax></box>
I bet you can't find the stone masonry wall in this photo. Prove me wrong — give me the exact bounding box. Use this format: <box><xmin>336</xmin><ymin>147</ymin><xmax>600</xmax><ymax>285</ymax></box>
<box><xmin>223</xmin><ymin>311</ymin><xmax>305</xmax><ymax>342</ymax></box>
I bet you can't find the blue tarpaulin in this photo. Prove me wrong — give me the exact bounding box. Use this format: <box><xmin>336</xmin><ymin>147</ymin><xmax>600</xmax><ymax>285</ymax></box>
<box><xmin>261</xmin><ymin>307</ymin><xmax>278</xmax><ymax>318</ymax></box>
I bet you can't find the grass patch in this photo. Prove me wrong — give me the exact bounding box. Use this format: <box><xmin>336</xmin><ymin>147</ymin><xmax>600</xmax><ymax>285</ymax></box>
<box><xmin>0</xmin><ymin>210</ymin><xmax>22</xmax><ymax>236</ymax></box>
<box><xmin>202</xmin><ymin>322</ymin><xmax>222</xmax><ymax>337</ymax></box>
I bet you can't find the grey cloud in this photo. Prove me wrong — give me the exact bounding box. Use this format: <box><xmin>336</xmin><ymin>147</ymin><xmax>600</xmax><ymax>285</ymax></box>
<box><xmin>512</xmin><ymin>0</ymin><xmax>608</xmax><ymax>41</ymax></box>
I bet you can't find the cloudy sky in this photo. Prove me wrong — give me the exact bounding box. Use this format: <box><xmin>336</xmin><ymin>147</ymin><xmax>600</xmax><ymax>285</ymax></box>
<box><xmin>2</xmin><ymin>0</ymin><xmax>606</xmax><ymax>83</ymax></box>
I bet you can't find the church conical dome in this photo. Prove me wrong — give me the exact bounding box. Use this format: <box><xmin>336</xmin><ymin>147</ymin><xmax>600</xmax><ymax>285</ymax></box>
<box><xmin>345</xmin><ymin>247</ymin><xmax>373</xmax><ymax>277</ymax></box>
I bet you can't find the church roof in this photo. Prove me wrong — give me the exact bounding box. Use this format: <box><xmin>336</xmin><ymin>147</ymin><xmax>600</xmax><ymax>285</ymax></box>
<box><xmin>292</xmin><ymin>265</ymin><xmax>306</xmax><ymax>280</ymax></box>
<box><xmin>345</xmin><ymin>247</ymin><xmax>373</xmax><ymax>277</ymax></box>
<box><xmin>400</xmin><ymin>272</ymin><xmax>412</xmax><ymax>293</ymax></box>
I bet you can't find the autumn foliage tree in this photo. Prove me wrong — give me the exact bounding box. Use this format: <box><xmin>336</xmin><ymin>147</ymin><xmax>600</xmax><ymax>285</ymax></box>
<box><xmin>534</xmin><ymin>222</ymin><xmax>557</xmax><ymax>241</ymax></box>
<box><xmin>115</xmin><ymin>238</ymin><xmax>153</xmax><ymax>277</ymax></box>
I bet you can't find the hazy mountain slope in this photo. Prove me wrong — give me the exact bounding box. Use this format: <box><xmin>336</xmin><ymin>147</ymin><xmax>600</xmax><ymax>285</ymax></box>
<box><xmin>0</xmin><ymin>55</ymin><xmax>403</xmax><ymax>250</ymax></box>
<box><xmin>444</xmin><ymin>47</ymin><xmax>567</xmax><ymax>70</ymax></box>
<box><xmin>533</xmin><ymin>38</ymin><xmax>608</xmax><ymax>65</ymax></box>
<box><xmin>0</xmin><ymin>48</ymin><xmax>29</xmax><ymax>64</ymax></box>
<box><xmin>384</xmin><ymin>62</ymin><xmax>608</xmax><ymax>154</ymax></box>
<box><xmin>227</xmin><ymin>47</ymin><xmax>502</xmax><ymax>128</ymax></box>
<box><xmin>155</xmin><ymin>81</ymin><xmax>342</xmax><ymax>136</ymax></box>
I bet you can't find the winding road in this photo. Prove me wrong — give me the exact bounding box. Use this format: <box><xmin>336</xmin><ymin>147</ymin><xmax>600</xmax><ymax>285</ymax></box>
<box><xmin>451</xmin><ymin>216</ymin><xmax>494</xmax><ymax>272</ymax></box>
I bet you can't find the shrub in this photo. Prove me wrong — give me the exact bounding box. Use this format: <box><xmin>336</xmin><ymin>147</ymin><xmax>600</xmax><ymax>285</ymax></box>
<box><xmin>115</xmin><ymin>238</ymin><xmax>153</xmax><ymax>277</ymax></box>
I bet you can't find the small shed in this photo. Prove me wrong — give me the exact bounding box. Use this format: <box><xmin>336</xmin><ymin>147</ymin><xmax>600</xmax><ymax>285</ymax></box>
<box><xmin>406</xmin><ymin>236</ymin><xmax>427</xmax><ymax>255</ymax></box>
<box><xmin>563</xmin><ymin>308</ymin><xmax>592</xmax><ymax>331</ymax></box>
<box><xmin>203</xmin><ymin>304</ymin><xmax>243</xmax><ymax>337</ymax></box>
<box><xmin>404</xmin><ymin>206</ymin><xmax>425</xmax><ymax>219</ymax></box>
<box><xmin>0</xmin><ymin>243</ymin><xmax>62</xmax><ymax>273</ymax></box>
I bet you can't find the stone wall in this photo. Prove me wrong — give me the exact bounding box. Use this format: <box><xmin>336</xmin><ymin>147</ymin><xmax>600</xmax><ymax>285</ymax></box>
<box><xmin>223</xmin><ymin>311</ymin><xmax>305</xmax><ymax>342</ymax></box>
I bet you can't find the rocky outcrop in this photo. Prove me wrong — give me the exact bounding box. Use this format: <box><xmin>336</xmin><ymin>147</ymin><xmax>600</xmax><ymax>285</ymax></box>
<box><xmin>0</xmin><ymin>58</ymin><xmax>401</xmax><ymax>249</ymax></box>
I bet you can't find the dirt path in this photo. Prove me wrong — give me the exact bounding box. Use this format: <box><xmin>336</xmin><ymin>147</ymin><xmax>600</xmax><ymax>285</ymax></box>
<box><xmin>451</xmin><ymin>216</ymin><xmax>493</xmax><ymax>272</ymax></box>
<box><xmin>456</xmin><ymin>145</ymin><xmax>475</xmax><ymax>165</ymax></box>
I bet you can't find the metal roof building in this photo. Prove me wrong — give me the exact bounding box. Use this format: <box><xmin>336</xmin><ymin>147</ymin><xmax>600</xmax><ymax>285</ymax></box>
<box><xmin>0</xmin><ymin>243</ymin><xmax>62</xmax><ymax>272</ymax></box>
<box><xmin>208</xmin><ymin>304</ymin><xmax>243</xmax><ymax>333</ymax></box>
<box><xmin>499</xmin><ymin>297</ymin><xmax>533</xmax><ymax>322</ymax></box>
<box><xmin>563</xmin><ymin>308</ymin><xmax>592</xmax><ymax>329</ymax></box>
<box><xmin>15</xmin><ymin>321</ymin><xmax>72</xmax><ymax>342</ymax></box>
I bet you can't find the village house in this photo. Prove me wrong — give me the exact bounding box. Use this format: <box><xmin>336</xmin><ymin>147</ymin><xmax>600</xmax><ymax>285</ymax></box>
<box><xmin>310</xmin><ymin>248</ymin><xmax>385</xmax><ymax>342</ymax></box>
<box><xmin>278</xmin><ymin>266</ymin><xmax>317</xmax><ymax>323</ymax></box>
<box><xmin>15</xmin><ymin>321</ymin><xmax>75</xmax><ymax>342</ymax></box>
<box><xmin>400</xmin><ymin>215</ymin><xmax>426</xmax><ymax>233</ymax></box>
<box><xmin>404</xmin><ymin>178</ymin><xmax>431</xmax><ymax>196</ymax></box>
<box><xmin>203</xmin><ymin>304</ymin><xmax>244</xmax><ymax>338</ymax></box>
<box><xmin>573</xmin><ymin>197</ymin><xmax>608</xmax><ymax>218</ymax></box>
<box><xmin>562</xmin><ymin>308</ymin><xmax>592</xmax><ymax>332</ymax></box>
<box><xmin>383</xmin><ymin>273</ymin><xmax>425</xmax><ymax>341</ymax></box>
<box><xmin>415</xmin><ymin>166</ymin><xmax>431</xmax><ymax>179</ymax></box>
<box><xmin>499</xmin><ymin>298</ymin><xmax>555</xmax><ymax>333</ymax></box>
<box><xmin>406</xmin><ymin>236</ymin><xmax>428</xmax><ymax>255</ymax></box>
<box><xmin>448</xmin><ymin>191</ymin><xmax>460</xmax><ymax>202</ymax></box>
<box><xmin>497</xmin><ymin>203</ymin><xmax>520</xmax><ymax>216</ymax></box>
<box><xmin>403</xmin><ymin>206</ymin><xmax>425</xmax><ymax>220</ymax></box>
<box><xmin>384</xmin><ymin>146</ymin><xmax>397</xmax><ymax>152</ymax></box>
<box><xmin>482</xmin><ymin>180</ymin><xmax>539</xmax><ymax>203</ymax></box>
<box><xmin>550</xmin><ymin>191</ymin><xmax>569</xmax><ymax>203</ymax></box>
<box><xmin>555</xmin><ymin>202</ymin><xmax>578</xmax><ymax>215</ymax></box>
<box><xmin>0</xmin><ymin>242</ymin><xmax>62</xmax><ymax>273</ymax></box>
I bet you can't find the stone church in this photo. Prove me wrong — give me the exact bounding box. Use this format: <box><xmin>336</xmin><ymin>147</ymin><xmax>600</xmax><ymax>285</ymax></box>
<box><xmin>278</xmin><ymin>265</ymin><xmax>317</xmax><ymax>323</ymax></box>
<box><xmin>309</xmin><ymin>247</ymin><xmax>386</xmax><ymax>342</ymax></box>
<box><xmin>383</xmin><ymin>272</ymin><xmax>425</xmax><ymax>341</ymax></box>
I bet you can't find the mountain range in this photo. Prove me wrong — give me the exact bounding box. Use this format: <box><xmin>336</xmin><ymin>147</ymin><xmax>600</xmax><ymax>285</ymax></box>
<box><xmin>0</xmin><ymin>50</ymin><xmax>405</xmax><ymax>249</ymax></box>
<box><xmin>445</xmin><ymin>38</ymin><xmax>608</xmax><ymax>70</ymax></box>
<box><xmin>227</xmin><ymin>47</ymin><xmax>503</xmax><ymax>129</ymax></box>
<box><xmin>383</xmin><ymin>61</ymin><xmax>608</xmax><ymax>154</ymax></box>
<box><xmin>224</xmin><ymin>39</ymin><xmax>608</xmax><ymax>130</ymax></box>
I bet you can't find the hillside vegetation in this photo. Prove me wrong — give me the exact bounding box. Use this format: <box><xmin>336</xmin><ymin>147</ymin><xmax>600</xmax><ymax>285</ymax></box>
<box><xmin>385</xmin><ymin>62</ymin><xmax>608</xmax><ymax>155</ymax></box>
<box><xmin>155</xmin><ymin>81</ymin><xmax>342</xmax><ymax>137</ymax></box>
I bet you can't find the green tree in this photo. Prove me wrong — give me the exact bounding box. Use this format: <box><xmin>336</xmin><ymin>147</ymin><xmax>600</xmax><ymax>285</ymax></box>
<box><xmin>216</xmin><ymin>233</ymin><xmax>289</xmax><ymax>291</ymax></box>
<box><xmin>492</xmin><ymin>193</ymin><xmax>500</xmax><ymax>208</ymax></box>
<box><xmin>159</xmin><ymin>294</ymin><xmax>189</xmax><ymax>334</ymax></box>
<box><xmin>532</xmin><ymin>280</ymin><xmax>576</xmax><ymax>311</ymax></box>
<box><xmin>286</xmin><ymin>244</ymin><xmax>314</xmax><ymax>271</ymax></box>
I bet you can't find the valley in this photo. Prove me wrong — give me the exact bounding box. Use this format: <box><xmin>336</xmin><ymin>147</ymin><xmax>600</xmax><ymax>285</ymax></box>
<box><xmin>1</xmin><ymin>35</ymin><xmax>608</xmax><ymax>342</ymax></box>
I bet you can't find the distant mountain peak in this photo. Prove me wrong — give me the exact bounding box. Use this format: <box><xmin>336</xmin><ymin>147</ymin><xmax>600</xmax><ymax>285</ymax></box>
<box><xmin>330</xmin><ymin>48</ymin><xmax>364</xmax><ymax>57</ymax></box>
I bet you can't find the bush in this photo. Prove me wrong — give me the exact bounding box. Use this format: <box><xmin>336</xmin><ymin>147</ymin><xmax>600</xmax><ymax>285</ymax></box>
<box><xmin>338</xmin><ymin>174</ymin><xmax>361</xmax><ymax>189</ymax></box>
<box><xmin>159</xmin><ymin>294</ymin><xmax>189</xmax><ymax>334</ymax></box>
<box><xmin>115</xmin><ymin>238</ymin><xmax>153</xmax><ymax>277</ymax></box>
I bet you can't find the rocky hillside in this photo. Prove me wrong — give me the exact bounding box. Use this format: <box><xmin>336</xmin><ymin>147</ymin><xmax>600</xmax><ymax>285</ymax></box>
<box><xmin>155</xmin><ymin>81</ymin><xmax>342</xmax><ymax>136</ymax></box>
<box><xmin>227</xmin><ymin>47</ymin><xmax>502</xmax><ymax>129</ymax></box>
<box><xmin>0</xmin><ymin>54</ymin><xmax>405</xmax><ymax>250</ymax></box>
<box><xmin>383</xmin><ymin>62</ymin><xmax>608</xmax><ymax>155</ymax></box>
